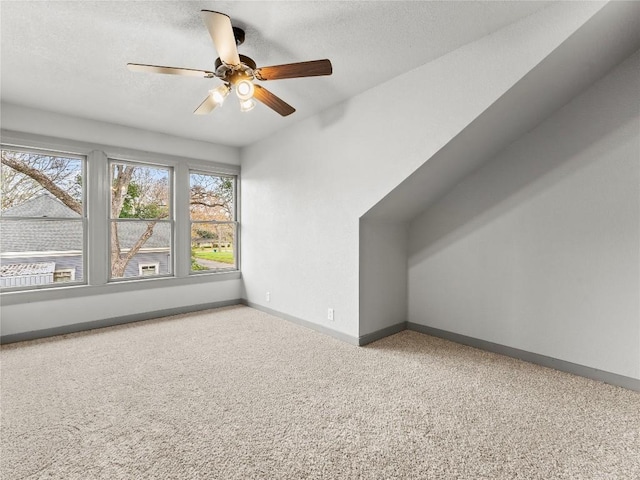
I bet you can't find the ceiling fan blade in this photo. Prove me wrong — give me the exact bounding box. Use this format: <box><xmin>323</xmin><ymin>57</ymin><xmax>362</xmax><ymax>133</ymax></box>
<box><xmin>254</xmin><ymin>59</ymin><xmax>332</xmax><ymax>81</ymax></box>
<box><xmin>201</xmin><ymin>10</ymin><xmax>241</xmax><ymax>67</ymax></box>
<box><xmin>193</xmin><ymin>94</ymin><xmax>219</xmax><ymax>115</ymax></box>
<box><xmin>253</xmin><ymin>85</ymin><xmax>295</xmax><ymax>116</ymax></box>
<box><xmin>127</xmin><ymin>63</ymin><xmax>215</xmax><ymax>78</ymax></box>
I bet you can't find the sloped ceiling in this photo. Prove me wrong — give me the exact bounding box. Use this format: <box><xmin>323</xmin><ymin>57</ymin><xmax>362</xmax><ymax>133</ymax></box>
<box><xmin>1</xmin><ymin>1</ymin><xmax>552</xmax><ymax>147</ymax></box>
<box><xmin>362</xmin><ymin>0</ymin><xmax>640</xmax><ymax>222</ymax></box>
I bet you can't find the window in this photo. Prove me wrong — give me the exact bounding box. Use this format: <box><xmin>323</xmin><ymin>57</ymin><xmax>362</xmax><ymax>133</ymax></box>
<box><xmin>138</xmin><ymin>263</ymin><xmax>159</xmax><ymax>276</ymax></box>
<box><xmin>0</xmin><ymin>132</ymin><xmax>239</xmax><ymax>294</ymax></box>
<box><xmin>53</xmin><ymin>268</ymin><xmax>76</xmax><ymax>283</ymax></box>
<box><xmin>190</xmin><ymin>172</ymin><xmax>237</xmax><ymax>272</ymax></box>
<box><xmin>1</xmin><ymin>147</ymin><xmax>85</xmax><ymax>290</ymax></box>
<box><xmin>109</xmin><ymin>161</ymin><xmax>172</xmax><ymax>280</ymax></box>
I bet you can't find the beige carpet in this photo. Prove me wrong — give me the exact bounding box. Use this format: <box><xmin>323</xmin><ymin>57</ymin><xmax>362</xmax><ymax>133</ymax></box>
<box><xmin>1</xmin><ymin>305</ymin><xmax>639</xmax><ymax>479</ymax></box>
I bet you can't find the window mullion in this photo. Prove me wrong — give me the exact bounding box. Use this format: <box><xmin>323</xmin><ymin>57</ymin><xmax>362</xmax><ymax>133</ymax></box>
<box><xmin>87</xmin><ymin>150</ymin><xmax>109</xmax><ymax>286</ymax></box>
<box><xmin>174</xmin><ymin>162</ymin><xmax>191</xmax><ymax>278</ymax></box>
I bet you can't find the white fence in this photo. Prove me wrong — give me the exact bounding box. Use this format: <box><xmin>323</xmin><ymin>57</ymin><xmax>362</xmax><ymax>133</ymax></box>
<box><xmin>0</xmin><ymin>262</ymin><xmax>55</xmax><ymax>288</ymax></box>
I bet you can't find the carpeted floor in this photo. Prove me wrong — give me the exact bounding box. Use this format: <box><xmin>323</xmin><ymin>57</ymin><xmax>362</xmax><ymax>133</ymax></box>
<box><xmin>1</xmin><ymin>305</ymin><xmax>639</xmax><ymax>479</ymax></box>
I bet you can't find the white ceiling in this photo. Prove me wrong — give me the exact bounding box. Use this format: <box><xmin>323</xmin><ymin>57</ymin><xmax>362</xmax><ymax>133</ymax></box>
<box><xmin>1</xmin><ymin>1</ymin><xmax>552</xmax><ymax>148</ymax></box>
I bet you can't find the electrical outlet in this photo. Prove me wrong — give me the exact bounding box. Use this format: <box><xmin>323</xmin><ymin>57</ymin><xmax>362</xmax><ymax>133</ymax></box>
<box><xmin>328</xmin><ymin>308</ymin><xmax>334</xmax><ymax>321</ymax></box>
<box><xmin>266</xmin><ymin>291</ymin><xmax>270</xmax><ymax>302</ymax></box>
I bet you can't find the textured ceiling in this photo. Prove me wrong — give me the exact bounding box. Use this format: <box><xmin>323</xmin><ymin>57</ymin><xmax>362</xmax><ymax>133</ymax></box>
<box><xmin>1</xmin><ymin>1</ymin><xmax>552</xmax><ymax>147</ymax></box>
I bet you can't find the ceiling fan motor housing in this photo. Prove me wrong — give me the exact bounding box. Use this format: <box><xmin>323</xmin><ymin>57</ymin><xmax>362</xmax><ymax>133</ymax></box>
<box><xmin>214</xmin><ymin>54</ymin><xmax>257</xmax><ymax>84</ymax></box>
<box><xmin>232</xmin><ymin>27</ymin><xmax>245</xmax><ymax>46</ymax></box>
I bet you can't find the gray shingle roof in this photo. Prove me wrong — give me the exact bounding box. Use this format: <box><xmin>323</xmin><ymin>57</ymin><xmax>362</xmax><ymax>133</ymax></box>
<box><xmin>1</xmin><ymin>193</ymin><xmax>170</xmax><ymax>253</ymax></box>
<box><xmin>114</xmin><ymin>222</ymin><xmax>171</xmax><ymax>250</ymax></box>
<box><xmin>2</xmin><ymin>193</ymin><xmax>81</xmax><ymax>218</ymax></box>
<box><xmin>1</xmin><ymin>219</ymin><xmax>83</xmax><ymax>252</ymax></box>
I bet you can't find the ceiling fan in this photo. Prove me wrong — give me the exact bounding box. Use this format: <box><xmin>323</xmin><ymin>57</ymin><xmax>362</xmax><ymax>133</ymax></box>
<box><xmin>127</xmin><ymin>10</ymin><xmax>333</xmax><ymax>117</ymax></box>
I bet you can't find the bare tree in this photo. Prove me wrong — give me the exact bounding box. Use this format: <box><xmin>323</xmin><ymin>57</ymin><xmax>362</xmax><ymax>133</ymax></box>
<box><xmin>189</xmin><ymin>174</ymin><xmax>232</xmax><ymax>221</ymax></box>
<box><xmin>1</xmin><ymin>151</ymin><xmax>81</xmax><ymax>214</ymax></box>
<box><xmin>2</xmin><ymin>152</ymin><xmax>158</xmax><ymax>277</ymax></box>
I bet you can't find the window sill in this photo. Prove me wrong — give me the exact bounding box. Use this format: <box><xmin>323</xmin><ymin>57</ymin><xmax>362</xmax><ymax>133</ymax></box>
<box><xmin>0</xmin><ymin>270</ymin><xmax>242</xmax><ymax>306</ymax></box>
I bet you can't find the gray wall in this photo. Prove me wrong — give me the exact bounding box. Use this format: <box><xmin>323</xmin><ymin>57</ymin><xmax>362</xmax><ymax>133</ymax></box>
<box><xmin>359</xmin><ymin>220</ymin><xmax>409</xmax><ymax>336</ymax></box>
<box><xmin>240</xmin><ymin>3</ymin><xmax>601</xmax><ymax>338</ymax></box>
<box><xmin>1</xmin><ymin>106</ymin><xmax>242</xmax><ymax>338</ymax></box>
<box><xmin>408</xmin><ymin>50</ymin><xmax>640</xmax><ymax>379</ymax></box>
<box><xmin>0</xmin><ymin>103</ymin><xmax>239</xmax><ymax>165</ymax></box>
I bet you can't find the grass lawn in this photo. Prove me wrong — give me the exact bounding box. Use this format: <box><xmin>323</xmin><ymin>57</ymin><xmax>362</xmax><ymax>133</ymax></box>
<box><xmin>193</xmin><ymin>248</ymin><xmax>235</xmax><ymax>264</ymax></box>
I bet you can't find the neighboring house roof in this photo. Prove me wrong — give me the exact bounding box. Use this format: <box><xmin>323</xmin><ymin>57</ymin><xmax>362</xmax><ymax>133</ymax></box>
<box><xmin>2</xmin><ymin>192</ymin><xmax>81</xmax><ymax>218</ymax></box>
<box><xmin>1</xmin><ymin>193</ymin><xmax>170</xmax><ymax>253</ymax></box>
<box><xmin>115</xmin><ymin>221</ymin><xmax>170</xmax><ymax>250</ymax></box>
<box><xmin>1</xmin><ymin>219</ymin><xmax>83</xmax><ymax>252</ymax></box>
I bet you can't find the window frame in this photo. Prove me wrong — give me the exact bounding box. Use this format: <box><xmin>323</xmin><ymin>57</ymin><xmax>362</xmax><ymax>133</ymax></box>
<box><xmin>189</xmin><ymin>170</ymin><xmax>238</xmax><ymax>274</ymax></box>
<box><xmin>0</xmin><ymin>144</ymin><xmax>87</xmax><ymax>292</ymax></box>
<box><xmin>0</xmin><ymin>130</ymin><xmax>240</xmax><ymax>302</ymax></box>
<box><xmin>107</xmin><ymin>158</ymin><xmax>174</xmax><ymax>282</ymax></box>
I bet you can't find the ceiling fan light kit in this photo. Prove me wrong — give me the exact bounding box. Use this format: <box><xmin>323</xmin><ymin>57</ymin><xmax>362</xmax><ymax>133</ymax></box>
<box><xmin>239</xmin><ymin>98</ymin><xmax>256</xmax><ymax>112</ymax></box>
<box><xmin>235</xmin><ymin>79</ymin><xmax>255</xmax><ymax>101</ymax></box>
<box><xmin>210</xmin><ymin>84</ymin><xmax>231</xmax><ymax>106</ymax></box>
<box><xmin>127</xmin><ymin>10</ymin><xmax>333</xmax><ymax>117</ymax></box>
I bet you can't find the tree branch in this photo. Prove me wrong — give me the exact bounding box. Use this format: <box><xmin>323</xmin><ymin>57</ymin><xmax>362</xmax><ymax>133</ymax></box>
<box><xmin>1</xmin><ymin>153</ymin><xmax>82</xmax><ymax>215</ymax></box>
<box><xmin>123</xmin><ymin>222</ymin><xmax>157</xmax><ymax>264</ymax></box>
<box><xmin>111</xmin><ymin>221</ymin><xmax>157</xmax><ymax>277</ymax></box>
<box><xmin>111</xmin><ymin>164</ymin><xmax>134</xmax><ymax>218</ymax></box>
<box><xmin>189</xmin><ymin>200</ymin><xmax>227</xmax><ymax>208</ymax></box>
<box><xmin>110</xmin><ymin>222</ymin><xmax>122</xmax><ymax>272</ymax></box>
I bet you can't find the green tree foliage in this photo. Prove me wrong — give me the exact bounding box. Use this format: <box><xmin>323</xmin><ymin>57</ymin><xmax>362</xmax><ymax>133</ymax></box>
<box><xmin>117</xmin><ymin>182</ymin><xmax>168</xmax><ymax>219</ymax></box>
<box><xmin>191</xmin><ymin>247</ymin><xmax>207</xmax><ymax>271</ymax></box>
<box><xmin>195</xmin><ymin>228</ymin><xmax>215</xmax><ymax>239</ymax></box>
